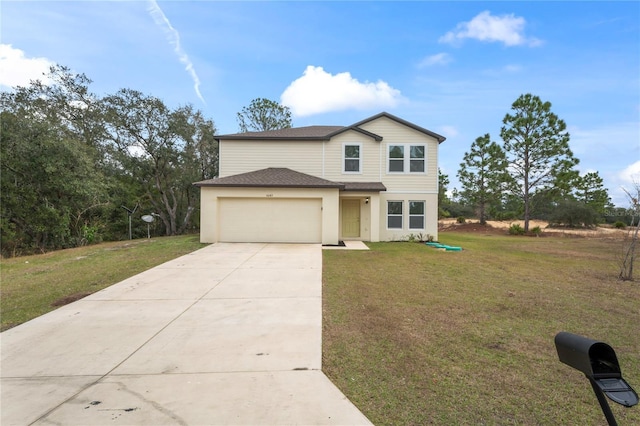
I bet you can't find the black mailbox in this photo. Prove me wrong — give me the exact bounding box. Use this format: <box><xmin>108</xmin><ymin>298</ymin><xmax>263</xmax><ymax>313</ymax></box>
<box><xmin>555</xmin><ymin>332</ymin><xmax>638</xmax><ymax>425</ymax></box>
<box><xmin>555</xmin><ymin>332</ymin><xmax>622</xmax><ymax>379</ymax></box>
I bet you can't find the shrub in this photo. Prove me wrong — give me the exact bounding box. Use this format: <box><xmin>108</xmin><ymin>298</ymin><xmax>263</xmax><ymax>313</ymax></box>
<box><xmin>438</xmin><ymin>207</ymin><xmax>451</xmax><ymax>219</ymax></box>
<box><xmin>549</xmin><ymin>199</ymin><xmax>598</xmax><ymax>228</ymax></box>
<box><xmin>456</xmin><ymin>216</ymin><xmax>466</xmax><ymax>224</ymax></box>
<box><xmin>614</xmin><ymin>221</ymin><xmax>626</xmax><ymax>229</ymax></box>
<box><xmin>492</xmin><ymin>210</ymin><xmax>520</xmax><ymax>221</ymax></box>
<box><xmin>530</xmin><ymin>226</ymin><xmax>542</xmax><ymax>236</ymax></box>
<box><xmin>508</xmin><ymin>223</ymin><xmax>525</xmax><ymax>235</ymax></box>
<box><xmin>442</xmin><ymin>202</ymin><xmax>475</xmax><ymax>219</ymax></box>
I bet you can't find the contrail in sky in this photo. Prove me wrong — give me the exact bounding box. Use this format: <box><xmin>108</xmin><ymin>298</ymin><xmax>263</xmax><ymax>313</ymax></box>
<box><xmin>147</xmin><ymin>0</ymin><xmax>205</xmax><ymax>104</ymax></box>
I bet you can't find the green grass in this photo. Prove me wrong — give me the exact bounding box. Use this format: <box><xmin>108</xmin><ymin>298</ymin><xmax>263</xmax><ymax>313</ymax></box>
<box><xmin>0</xmin><ymin>235</ymin><xmax>207</xmax><ymax>331</ymax></box>
<box><xmin>2</xmin><ymin>232</ymin><xmax>638</xmax><ymax>423</ymax></box>
<box><xmin>323</xmin><ymin>232</ymin><xmax>640</xmax><ymax>425</ymax></box>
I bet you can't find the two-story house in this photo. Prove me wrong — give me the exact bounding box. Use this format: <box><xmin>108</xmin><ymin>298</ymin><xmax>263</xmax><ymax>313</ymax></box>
<box><xmin>195</xmin><ymin>112</ymin><xmax>445</xmax><ymax>245</ymax></box>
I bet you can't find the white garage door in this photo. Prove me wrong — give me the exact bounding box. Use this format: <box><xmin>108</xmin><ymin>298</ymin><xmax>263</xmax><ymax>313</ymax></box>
<box><xmin>218</xmin><ymin>198</ymin><xmax>322</xmax><ymax>243</ymax></box>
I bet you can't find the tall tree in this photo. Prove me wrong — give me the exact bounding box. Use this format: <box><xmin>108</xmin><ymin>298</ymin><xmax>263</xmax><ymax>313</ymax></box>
<box><xmin>102</xmin><ymin>89</ymin><xmax>217</xmax><ymax>236</ymax></box>
<box><xmin>0</xmin><ymin>67</ymin><xmax>109</xmax><ymax>255</ymax></box>
<box><xmin>171</xmin><ymin>105</ymin><xmax>219</xmax><ymax>231</ymax></box>
<box><xmin>619</xmin><ymin>181</ymin><xmax>639</xmax><ymax>281</ymax></box>
<box><xmin>458</xmin><ymin>134</ymin><xmax>512</xmax><ymax>225</ymax></box>
<box><xmin>573</xmin><ymin>171</ymin><xmax>611</xmax><ymax>215</ymax></box>
<box><xmin>236</xmin><ymin>98</ymin><xmax>292</xmax><ymax>132</ymax></box>
<box><xmin>500</xmin><ymin>94</ymin><xmax>579</xmax><ymax>231</ymax></box>
<box><xmin>438</xmin><ymin>168</ymin><xmax>450</xmax><ymax>205</ymax></box>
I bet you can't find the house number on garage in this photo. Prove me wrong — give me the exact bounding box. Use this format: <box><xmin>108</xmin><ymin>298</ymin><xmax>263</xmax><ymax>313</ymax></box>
<box><xmin>266</xmin><ymin>194</ymin><xmax>274</xmax><ymax>197</ymax></box>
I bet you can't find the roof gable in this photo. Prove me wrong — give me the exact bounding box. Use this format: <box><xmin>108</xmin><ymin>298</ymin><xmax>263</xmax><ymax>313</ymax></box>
<box><xmin>350</xmin><ymin>112</ymin><xmax>446</xmax><ymax>143</ymax></box>
<box><xmin>214</xmin><ymin>112</ymin><xmax>445</xmax><ymax>143</ymax></box>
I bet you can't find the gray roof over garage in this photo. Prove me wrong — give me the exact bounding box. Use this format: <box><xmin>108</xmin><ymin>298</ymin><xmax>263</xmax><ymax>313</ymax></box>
<box><xmin>194</xmin><ymin>168</ymin><xmax>386</xmax><ymax>192</ymax></box>
<box><xmin>194</xmin><ymin>168</ymin><xmax>342</xmax><ymax>188</ymax></box>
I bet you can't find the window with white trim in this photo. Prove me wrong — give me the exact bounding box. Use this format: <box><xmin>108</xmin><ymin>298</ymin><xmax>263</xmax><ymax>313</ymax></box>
<box><xmin>387</xmin><ymin>201</ymin><xmax>403</xmax><ymax>229</ymax></box>
<box><xmin>343</xmin><ymin>143</ymin><xmax>361</xmax><ymax>173</ymax></box>
<box><xmin>388</xmin><ymin>144</ymin><xmax>426</xmax><ymax>173</ymax></box>
<box><xmin>409</xmin><ymin>201</ymin><xmax>425</xmax><ymax>229</ymax></box>
<box><xmin>388</xmin><ymin>145</ymin><xmax>404</xmax><ymax>172</ymax></box>
<box><xmin>410</xmin><ymin>146</ymin><xmax>425</xmax><ymax>172</ymax></box>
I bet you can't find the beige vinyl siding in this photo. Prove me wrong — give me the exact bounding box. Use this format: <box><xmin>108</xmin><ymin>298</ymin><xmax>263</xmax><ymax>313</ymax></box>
<box><xmin>378</xmin><ymin>192</ymin><xmax>439</xmax><ymax>242</ymax></box>
<box><xmin>323</xmin><ymin>131</ymin><xmax>382</xmax><ymax>182</ymax></box>
<box><xmin>358</xmin><ymin>116</ymin><xmax>439</xmax><ymax>193</ymax></box>
<box><xmin>219</xmin><ymin>140</ymin><xmax>323</xmax><ymax>177</ymax></box>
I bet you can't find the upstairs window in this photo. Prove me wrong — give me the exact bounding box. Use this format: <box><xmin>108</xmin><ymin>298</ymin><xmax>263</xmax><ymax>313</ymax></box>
<box><xmin>388</xmin><ymin>145</ymin><xmax>404</xmax><ymax>172</ymax></box>
<box><xmin>387</xmin><ymin>201</ymin><xmax>403</xmax><ymax>229</ymax></box>
<box><xmin>410</xmin><ymin>146</ymin><xmax>425</xmax><ymax>172</ymax></box>
<box><xmin>388</xmin><ymin>144</ymin><xmax>426</xmax><ymax>173</ymax></box>
<box><xmin>343</xmin><ymin>143</ymin><xmax>361</xmax><ymax>173</ymax></box>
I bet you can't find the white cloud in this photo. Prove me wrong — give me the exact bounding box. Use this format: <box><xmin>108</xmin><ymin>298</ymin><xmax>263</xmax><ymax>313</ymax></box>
<box><xmin>439</xmin><ymin>11</ymin><xmax>542</xmax><ymax>47</ymax></box>
<box><xmin>438</xmin><ymin>125</ymin><xmax>459</xmax><ymax>138</ymax></box>
<box><xmin>503</xmin><ymin>64</ymin><xmax>522</xmax><ymax>73</ymax></box>
<box><xmin>147</xmin><ymin>0</ymin><xmax>205</xmax><ymax>104</ymax></box>
<box><xmin>568</xmin><ymin>122</ymin><xmax>640</xmax><ymax>206</ymax></box>
<box><xmin>614</xmin><ymin>161</ymin><xmax>640</xmax><ymax>206</ymax></box>
<box><xmin>418</xmin><ymin>53</ymin><xmax>453</xmax><ymax>68</ymax></box>
<box><xmin>619</xmin><ymin>161</ymin><xmax>640</xmax><ymax>186</ymax></box>
<box><xmin>0</xmin><ymin>44</ymin><xmax>54</xmax><ymax>89</ymax></box>
<box><xmin>281</xmin><ymin>66</ymin><xmax>403</xmax><ymax>117</ymax></box>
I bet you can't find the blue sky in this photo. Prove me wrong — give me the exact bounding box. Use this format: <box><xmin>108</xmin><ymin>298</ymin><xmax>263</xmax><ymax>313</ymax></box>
<box><xmin>2</xmin><ymin>1</ymin><xmax>639</xmax><ymax>206</ymax></box>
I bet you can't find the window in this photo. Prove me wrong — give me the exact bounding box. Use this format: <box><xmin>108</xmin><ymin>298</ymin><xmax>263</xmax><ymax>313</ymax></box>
<box><xmin>409</xmin><ymin>201</ymin><xmax>425</xmax><ymax>229</ymax></box>
<box><xmin>343</xmin><ymin>143</ymin><xmax>361</xmax><ymax>173</ymax></box>
<box><xmin>388</xmin><ymin>145</ymin><xmax>404</xmax><ymax>172</ymax></box>
<box><xmin>388</xmin><ymin>144</ymin><xmax>426</xmax><ymax>173</ymax></box>
<box><xmin>410</xmin><ymin>146</ymin><xmax>425</xmax><ymax>172</ymax></box>
<box><xmin>387</xmin><ymin>201</ymin><xmax>403</xmax><ymax>229</ymax></box>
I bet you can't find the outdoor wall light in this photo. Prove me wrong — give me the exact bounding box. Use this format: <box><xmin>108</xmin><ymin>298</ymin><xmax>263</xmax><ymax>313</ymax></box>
<box><xmin>365</xmin><ymin>197</ymin><xmax>369</xmax><ymax>204</ymax></box>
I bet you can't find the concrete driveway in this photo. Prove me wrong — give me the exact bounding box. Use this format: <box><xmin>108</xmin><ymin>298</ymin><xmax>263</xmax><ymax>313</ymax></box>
<box><xmin>1</xmin><ymin>243</ymin><xmax>371</xmax><ymax>425</ymax></box>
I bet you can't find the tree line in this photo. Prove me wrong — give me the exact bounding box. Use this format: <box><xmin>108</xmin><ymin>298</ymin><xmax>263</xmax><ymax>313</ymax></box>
<box><xmin>0</xmin><ymin>66</ymin><xmax>623</xmax><ymax>257</ymax></box>
<box><xmin>1</xmin><ymin>66</ymin><xmax>220</xmax><ymax>256</ymax></box>
<box><xmin>1</xmin><ymin>66</ymin><xmax>295</xmax><ymax>257</ymax></box>
<box><xmin>439</xmin><ymin>94</ymin><xmax>615</xmax><ymax>231</ymax></box>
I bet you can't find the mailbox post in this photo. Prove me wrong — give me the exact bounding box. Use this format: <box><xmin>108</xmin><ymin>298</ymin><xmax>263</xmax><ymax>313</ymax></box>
<box><xmin>554</xmin><ymin>332</ymin><xmax>638</xmax><ymax>426</ymax></box>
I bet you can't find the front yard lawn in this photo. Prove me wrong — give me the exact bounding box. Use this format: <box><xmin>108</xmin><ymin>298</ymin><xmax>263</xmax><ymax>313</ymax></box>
<box><xmin>0</xmin><ymin>235</ymin><xmax>207</xmax><ymax>331</ymax></box>
<box><xmin>323</xmin><ymin>232</ymin><xmax>640</xmax><ymax>425</ymax></box>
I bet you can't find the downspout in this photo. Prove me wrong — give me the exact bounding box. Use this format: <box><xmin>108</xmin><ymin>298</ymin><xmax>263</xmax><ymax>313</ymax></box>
<box><xmin>379</xmin><ymin>139</ymin><xmax>383</xmax><ymax>181</ymax></box>
<box><xmin>322</xmin><ymin>140</ymin><xmax>325</xmax><ymax>178</ymax></box>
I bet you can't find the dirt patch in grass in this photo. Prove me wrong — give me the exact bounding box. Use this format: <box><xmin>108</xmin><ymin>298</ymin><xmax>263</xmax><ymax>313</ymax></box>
<box><xmin>439</xmin><ymin>221</ymin><xmax>507</xmax><ymax>235</ymax></box>
<box><xmin>51</xmin><ymin>292</ymin><xmax>93</xmax><ymax>307</ymax></box>
<box><xmin>439</xmin><ymin>218</ymin><xmax>628</xmax><ymax>239</ymax></box>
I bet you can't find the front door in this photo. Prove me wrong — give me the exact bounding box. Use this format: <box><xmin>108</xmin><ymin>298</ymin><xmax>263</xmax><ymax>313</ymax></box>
<box><xmin>342</xmin><ymin>199</ymin><xmax>360</xmax><ymax>238</ymax></box>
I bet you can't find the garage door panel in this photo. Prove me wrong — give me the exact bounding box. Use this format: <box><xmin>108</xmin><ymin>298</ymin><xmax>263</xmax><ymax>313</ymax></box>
<box><xmin>219</xmin><ymin>198</ymin><xmax>321</xmax><ymax>243</ymax></box>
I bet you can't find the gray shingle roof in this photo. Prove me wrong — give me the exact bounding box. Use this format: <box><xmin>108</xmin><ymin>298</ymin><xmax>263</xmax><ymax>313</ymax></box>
<box><xmin>215</xmin><ymin>112</ymin><xmax>446</xmax><ymax>143</ymax></box>
<box><xmin>339</xmin><ymin>182</ymin><xmax>387</xmax><ymax>192</ymax></box>
<box><xmin>216</xmin><ymin>126</ymin><xmax>344</xmax><ymax>141</ymax></box>
<box><xmin>194</xmin><ymin>168</ymin><xmax>387</xmax><ymax>192</ymax></box>
<box><xmin>194</xmin><ymin>168</ymin><xmax>344</xmax><ymax>188</ymax></box>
